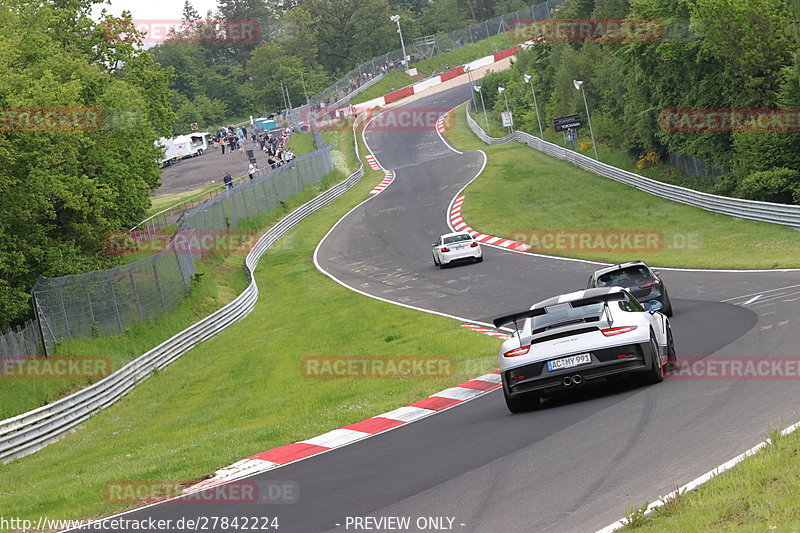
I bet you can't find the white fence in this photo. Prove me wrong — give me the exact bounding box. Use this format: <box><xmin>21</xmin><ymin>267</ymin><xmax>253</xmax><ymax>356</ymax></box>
<box><xmin>465</xmin><ymin>105</ymin><xmax>800</xmax><ymax>228</ymax></box>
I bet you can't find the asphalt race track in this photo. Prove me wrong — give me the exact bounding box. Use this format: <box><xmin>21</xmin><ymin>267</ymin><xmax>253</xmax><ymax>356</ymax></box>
<box><xmin>89</xmin><ymin>83</ymin><xmax>800</xmax><ymax>533</ymax></box>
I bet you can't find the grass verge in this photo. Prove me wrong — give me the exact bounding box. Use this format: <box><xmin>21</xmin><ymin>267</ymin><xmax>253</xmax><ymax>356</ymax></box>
<box><xmin>443</xmin><ymin>103</ymin><xmax>800</xmax><ymax>269</ymax></box>
<box><xmin>287</xmin><ymin>131</ymin><xmax>316</xmax><ymax>155</ymax></box>
<box><xmin>0</xmin><ymin>117</ymin><xmax>500</xmax><ymax>526</ymax></box>
<box><xmin>619</xmin><ymin>428</ymin><xmax>800</xmax><ymax>532</ymax></box>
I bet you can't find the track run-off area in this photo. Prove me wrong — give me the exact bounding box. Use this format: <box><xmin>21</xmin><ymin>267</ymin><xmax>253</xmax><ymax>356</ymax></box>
<box><xmin>80</xmin><ymin>81</ymin><xmax>800</xmax><ymax>533</ymax></box>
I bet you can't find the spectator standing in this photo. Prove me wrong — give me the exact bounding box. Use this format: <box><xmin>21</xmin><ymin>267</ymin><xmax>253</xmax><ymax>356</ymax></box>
<box><xmin>248</xmin><ymin>161</ymin><xmax>258</xmax><ymax>179</ymax></box>
<box><xmin>223</xmin><ymin>172</ymin><xmax>233</xmax><ymax>189</ymax></box>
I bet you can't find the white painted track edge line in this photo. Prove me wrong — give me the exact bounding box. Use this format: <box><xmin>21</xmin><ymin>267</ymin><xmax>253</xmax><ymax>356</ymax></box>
<box><xmin>594</xmin><ymin>418</ymin><xmax>800</xmax><ymax>533</ymax></box>
<box><xmin>65</xmin><ymin>383</ymin><xmax>501</xmax><ymax>531</ymax></box>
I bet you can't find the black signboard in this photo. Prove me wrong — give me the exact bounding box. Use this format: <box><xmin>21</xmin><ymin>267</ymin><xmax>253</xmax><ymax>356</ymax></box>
<box><xmin>553</xmin><ymin>114</ymin><xmax>583</xmax><ymax>132</ymax></box>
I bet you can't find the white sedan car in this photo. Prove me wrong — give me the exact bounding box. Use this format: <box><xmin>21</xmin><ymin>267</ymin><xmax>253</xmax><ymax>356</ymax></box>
<box><xmin>493</xmin><ymin>287</ymin><xmax>675</xmax><ymax>413</ymax></box>
<box><xmin>432</xmin><ymin>232</ymin><xmax>482</xmax><ymax>268</ymax></box>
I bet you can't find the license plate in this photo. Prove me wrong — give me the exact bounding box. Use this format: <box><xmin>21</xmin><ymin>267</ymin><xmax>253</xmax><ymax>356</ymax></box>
<box><xmin>547</xmin><ymin>353</ymin><xmax>592</xmax><ymax>371</ymax></box>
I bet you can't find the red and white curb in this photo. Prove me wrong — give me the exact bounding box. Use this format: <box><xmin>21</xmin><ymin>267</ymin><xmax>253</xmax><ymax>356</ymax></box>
<box><xmin>450</xmin><ymin>195</ymin><xmax>531</xmax><ymax>251</ymax></box>
<box><xmin>365</xmin><ymin>154</ymin><xmax>381</xmax><ymax>170</ymax></box>
<box><xmin>370</xmin><ymin>170</ymin><xmax>395</xmax><ymax>194</ymax></box>
<box><xmin>352</xmin><ymin>45</ymin><xmax>522</xmax><ymax>112</ymax></box>
<box><xmin>188</xmin><ymin>371</ymin><xmax>502</xmax><ymax>491</ymax></box>
<box><xmin>462</xmin><ymin>324</ymin><xmax>509</xmax><ymax>339</ymax></box>
<box><xmin>436</xmin><ymin>116</ymin><xmax>447</xmax><ymax>134</ymax></box>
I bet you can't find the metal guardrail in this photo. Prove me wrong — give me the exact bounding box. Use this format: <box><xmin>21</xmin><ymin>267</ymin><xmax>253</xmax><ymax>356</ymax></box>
<box><xmin>464</xmin><ymin>105</ymin><xmax>800</xmax><ymax>228</ymax></box>
<box><xmin>0</xmin><ymin>118</ymin><xmax>366</xmax><ymax>464</ymax></box>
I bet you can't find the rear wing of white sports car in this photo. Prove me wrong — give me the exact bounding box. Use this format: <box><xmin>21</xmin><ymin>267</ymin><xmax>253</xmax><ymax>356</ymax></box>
<box><xmin>493</xmin><ymin>291</ymin><xmax>627</xmax><ymax>329</ymax></box>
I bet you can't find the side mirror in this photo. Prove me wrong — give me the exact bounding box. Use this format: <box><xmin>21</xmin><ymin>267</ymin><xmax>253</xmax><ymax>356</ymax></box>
<box><xmin>432</xmin><ymin>243</ymin><xmax>437</xmax><ymax>247</ymax></box>
<box><xmin>648</xmin><ymin>300</ymin><xmax>663</xmax><ymax>313</ymax></box>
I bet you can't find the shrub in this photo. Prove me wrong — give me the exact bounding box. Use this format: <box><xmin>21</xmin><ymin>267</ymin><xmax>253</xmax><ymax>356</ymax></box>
<box><xmin>635</xmin><ymin>151</ymin><xmax>661</xmax><ymax>170</ymax></box>
<box><xmin>737</xmin><ymin>167</ymin><xmax>800</xmax><ymax>204</ymax></box>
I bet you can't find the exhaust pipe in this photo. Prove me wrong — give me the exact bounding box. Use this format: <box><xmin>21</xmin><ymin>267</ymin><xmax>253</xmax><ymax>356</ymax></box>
<box><xmin>572</xmin><ymin>374</ymin><xmax>583</xmax><ymax>385</ymax></box>
<box><xmin>562</xmin><ymin>376</ymin><xmax>572</xmax><ymax>387</ymax></box>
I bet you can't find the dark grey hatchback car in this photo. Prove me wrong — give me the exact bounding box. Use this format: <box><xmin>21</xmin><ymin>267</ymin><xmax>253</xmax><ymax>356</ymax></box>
<box><xmin>587</xmin><ymin>260</ymin><xmax>673</xmax><ymax>316</ymax></box>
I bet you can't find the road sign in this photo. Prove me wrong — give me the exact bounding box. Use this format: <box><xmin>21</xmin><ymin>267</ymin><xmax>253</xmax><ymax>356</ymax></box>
<box><xmin>553</xmin><ymin>114</ymin><xmax>582</xmax><ymax>132</ymax></box>
<box><xmin>190</xmin><ymin>122</ymin><xmax>198</xmax><ymax>131</ymax></box>
<box><xmin>501</xmin><ymin>110</ymin><xmax>514</xmax><ymax>127</ymax></box>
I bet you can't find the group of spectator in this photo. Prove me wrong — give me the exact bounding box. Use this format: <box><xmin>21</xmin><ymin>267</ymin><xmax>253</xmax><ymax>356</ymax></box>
<box><xmin>262</xmin><ymin>128</ymin><xmax>295</xmax><ymax>170</ymax></box>
<box><xmin>221</xmin><ymin>126</ymin><xmax>297</xmax><ymax>190</ymax></box>
<box><xmin>214</xmin><ymin>125</ymin><xmax>249</xmax><ymax>154</ymax></box>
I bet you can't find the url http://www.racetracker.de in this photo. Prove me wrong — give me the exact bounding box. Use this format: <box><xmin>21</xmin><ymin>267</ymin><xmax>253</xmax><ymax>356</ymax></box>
<box><xmin>0</xmin><ymin>515</ymin><xmax>281</xmax><ymax>531</ymax></box>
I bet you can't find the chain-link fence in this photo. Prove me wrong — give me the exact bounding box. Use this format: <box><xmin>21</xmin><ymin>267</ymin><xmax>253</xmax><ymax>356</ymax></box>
<box><xmin>0</xmin><ymin>320</ymin><xmax>40</xmax><ymax>369</ymax></box>
<box><xmin>305</xmin><ymin>0</ymin><xmax>563</xmax><ymax>110</ymax></box>
<box><xmin>29</xmin><ymin>144</ymin><xmax>333</xmax><ymax>354</ymax></box>
<box><xmin>668</xmin><ymin>152</ymin><xmax>726</xmax><ymax>179</ymax></box>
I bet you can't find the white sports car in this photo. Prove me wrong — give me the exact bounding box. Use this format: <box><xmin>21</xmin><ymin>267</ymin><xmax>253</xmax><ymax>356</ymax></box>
<box><xmin>432</xmin><ymin>232</ymin><xmax>482</xmax><ymax>268</ymax></box>
<box><xmin>493</xmin><ymin>287</ymin><xmax>675</xmax><ymax>413</ymax></box>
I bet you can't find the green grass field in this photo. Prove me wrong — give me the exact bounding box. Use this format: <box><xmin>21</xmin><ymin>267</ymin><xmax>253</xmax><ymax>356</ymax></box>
<box><xmin>0</xmin><ymin>118</ymin><xmax>500</xmax><ymax>528</ymax></box>
<box><xmin>620</xmin><ymin>428</ymin><xmax>800</xmax><ymax>532</ymax></box>
<box><xmin>352</xmin><ymin>32</ymin><xmax>516</xmax><ymax>105</ymax></box>
<box><xmin>444</xmin><ymin>103</ymin><xmax>800</xmax><ymax>269</ymax></box>
<box><xmin>287</xmin><ymin>131</ymin><xmax>316</xmax><ymax>155</ymax></box>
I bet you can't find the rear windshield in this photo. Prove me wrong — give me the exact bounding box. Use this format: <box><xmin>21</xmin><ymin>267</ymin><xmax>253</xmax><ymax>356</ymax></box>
<box><xmin>443</xmin><ymin>234</ymin><xmax>472</xmax><ymax>244</ymax></box>
<box><xmin>597</xmin><ymin>266</ymin><xmax>653</xmax><ymax>288</ymax></box>
<box><xmin>532</xmin><ymin>302</ymin><xmax>604</xmax><ymax>329</ymax></box>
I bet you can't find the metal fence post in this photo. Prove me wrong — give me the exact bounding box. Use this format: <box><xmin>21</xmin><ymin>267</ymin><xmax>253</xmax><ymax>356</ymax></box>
<box><xmin>108</xmin><ymin>278</ymin><xmax>123</xmax><ymax>334</ymax></box>
<box><xmin>152</xmin><ymin>260</ymin><xmax>166</xmax><ymax>310</ymax></box>
<box><xmin>128</xmin><ymin>271</ymin><xmax>144</xmax><ymax>320</ymax></box>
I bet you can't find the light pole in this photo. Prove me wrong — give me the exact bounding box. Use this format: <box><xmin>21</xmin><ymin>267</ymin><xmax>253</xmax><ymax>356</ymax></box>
<box><xmin>390</xmin><ymin>15</ymin><xmax>408</xmax><ymax>71</ymax></box>
<box><xmin>498</xmin><ymin>86</ymin><xmax>513</xmax><ymax>133</ymax></box>
<box><xmin>474</xmin><ymin>85</ymin><xmax>490</xmax><ymax>134</ymax></box>
<box><xmin>573</xmin><ymin>80</ymin><xmax>598</xmax><ymax>160</ymax></box>
<box><xmin>523</xmin><ymin>73</ymin><xmax>544</xmax><ymax>140</ymax></box>
<box><xmin>464</xmin><ymin>65</ymin><xmax>477</xmax><ymax>111</ymax></box>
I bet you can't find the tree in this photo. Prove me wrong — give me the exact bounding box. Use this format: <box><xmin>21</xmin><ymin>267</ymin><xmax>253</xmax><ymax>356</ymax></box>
<box><xmin>0</xmin><ymin>0</ymin><xmax>174</xmax><ymax>328</ymax></box>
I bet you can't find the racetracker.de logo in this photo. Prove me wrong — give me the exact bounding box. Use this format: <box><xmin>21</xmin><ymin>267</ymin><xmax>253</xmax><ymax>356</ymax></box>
<box><xmin>104</xmin><ymin>19</ymin><xmax>259</xmax><ymax>44</ymax></box>
<box><xmin>509</xmin><ymin>18</ymin><xmax>664</xmax><ymax>43</ymax></box>
<box><xmin>666</xmin><ymin>357</ymin><xmax>800</xmax><ymax>380</ymax></box>
<box><xmin>0</xmin><ymin>108</ymin><xmax>101</xmax><ymax>131</ymax></box>
<box><xmin>1</xmin><ymin>356</ymin><xmax>112</xmax><ymax>379</ymax></box>
<box><xmin>104</xmin><ymin>230</ymin><xmax>256</xmax><ymax>255</ymax></box>
<box><xmin>302</xmin><ymin>356</ymin><xmax>456</xmax><ymax>379</ymax></box>
<box><xmin>104</xmin><ymin>480</ymin><xmax>298</xmax><ymax>505</ymax></box>
<box><xmin>659</xmin><ymin>108</ymin><xmax>800</xmax><ymax>132</ymax></box>
<box><xmin>306</xmin><ymin>107</ymin><xmax>455</xmax><ymax>132</ymax></box>
<box><xmin>510</xmin><ymin>230</ymin><xmax>664</xmax><ymax>253</ymax></box>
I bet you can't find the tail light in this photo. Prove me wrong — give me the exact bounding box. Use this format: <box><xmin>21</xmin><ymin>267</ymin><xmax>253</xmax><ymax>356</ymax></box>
<box><xmin>470</xmin><ymin>242</ymin><xmax>479</xmax><ymax>247</ymax></box>
<box><xmin>601</xmin><ymin>326</ymin><xmax>638</xmax><ymax>336</ymax></box>
<box><xmin>441</xmin><ymin>247</ymin><xmax>450</xmax><ymax>253</ymax></box>
<box><xmin>640</xmin><ymin>279</ymin><xmax>662</xmax><ymax>288</ymax></box>
<box><xmin>503</xmin><ymin>345</ymin><xmax>531</xmax><ymax>358</ymax></box>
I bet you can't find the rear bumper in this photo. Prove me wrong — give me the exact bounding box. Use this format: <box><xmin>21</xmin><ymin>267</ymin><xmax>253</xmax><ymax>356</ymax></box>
<box><xmin>441</xmin><ymin>247</ymin><xmax>481</xmax><ymax>264</ymax></box>
<box><xmin>502</xmin><ymin>340</ymin><xmax>656</xmax><ymax>398</ymax></box>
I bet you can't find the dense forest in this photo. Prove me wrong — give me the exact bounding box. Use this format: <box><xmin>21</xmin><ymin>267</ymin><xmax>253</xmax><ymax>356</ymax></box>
<box><xmin>153</xmin><ymin>0</ymin><xmax>536</xmax><ymax>132</ymax></box>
